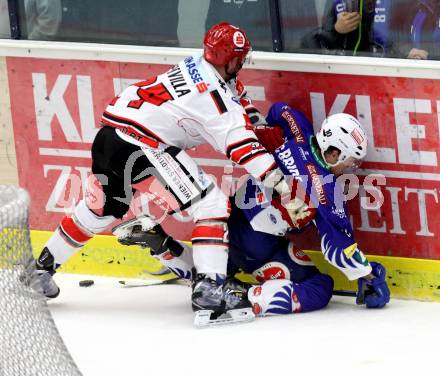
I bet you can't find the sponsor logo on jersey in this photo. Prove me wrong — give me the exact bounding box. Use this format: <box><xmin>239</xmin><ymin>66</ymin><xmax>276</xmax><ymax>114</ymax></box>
<box><xmin>306</xmin><ymin>164</ymin><xmax>328</xmax><ymax>205</ymax></box>
<box><xmin>351</xmin><ymin>128</ymin><xmax>365</xmax><ymax>145</ymax></box>
<box><xmin>332</xmin><ymin>207</ymin><xmax>346</xmax><ymax>219</ymax></box>
<box><xmin>281</xmin><ymin>110</ymin><xmax>305</xmax><ymax>143</ymax></box>
<box><xmin>231</xmin><ymin>96</ymin><xmax>241</xmax><ymax>106</ymax></box>
<box><xmin>299</xmin><ymin>147</ymin><xmax>309</xmax><ymax>161</ymax></box>
<box><xmin>183</xmin><ymin>56</ymin><xmax>208</xmax><ymax>93</ymax></box>
<box><xmin>167</xmin><ymin>65</ymin><xmax>191</xmax><ymax>97</ymax></box>
<box><xmin>276</xmin><ymin>144</ymin><xmax>303</xmax><ymax>181</ymax></box>
<box><xmin>269</xmin><ymin>214</ymin><xmax>277</xmax><ymax>224</ymax></box>
<box><xmin>217</xmin><ymin>78</ymin><xmax>227</xmax><ymax>93</ymax></box>
<box><xmin>253</xmin><ymin>262</ymin><xmax>290</xmax><ymax>283</ymax></box>
<box><xmin>233</xmin><ymin>31</ymin><xmax>245</xmax><ymax>47</ymax></box>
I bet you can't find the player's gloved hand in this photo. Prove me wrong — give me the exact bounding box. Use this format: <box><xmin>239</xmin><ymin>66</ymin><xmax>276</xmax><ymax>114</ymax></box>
<box><xmin>240</xmin><ymin>96</ymin><xmax>268</xmax><ymax>127</ymax></box>
<box><xmin>356</xmin><ymin>262</ymin><xmax>390</xmax><ymax>308</ymax></box>
<box><xmin>283</xmin><ymin>197</ymin><xmax>317</xmax><ymax>229</ymax></box>
<box><xmin>253</xmin><ymin>125</ymin><xmax>285</xmax><ymax>153</ymax></box>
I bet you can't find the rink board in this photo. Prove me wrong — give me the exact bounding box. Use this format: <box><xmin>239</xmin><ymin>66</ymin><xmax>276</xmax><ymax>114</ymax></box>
<box><xmin>1</xmin><ymin>42</ymin><xmax>440</xmax><ymax>302</ymax></box>
<box><xmin>30</xmin><ymin>230</ymin><xmax>440</xmax><ymax>302</ymax></box>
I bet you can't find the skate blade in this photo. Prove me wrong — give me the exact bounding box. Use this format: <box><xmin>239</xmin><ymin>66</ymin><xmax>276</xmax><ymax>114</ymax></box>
<box><xmin>194</xmin><ymin>308</ymin><xmax>255</xmax><ymax>328</ymax></box>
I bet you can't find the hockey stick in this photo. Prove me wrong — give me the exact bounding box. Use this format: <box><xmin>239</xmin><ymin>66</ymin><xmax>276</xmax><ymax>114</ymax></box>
<box><xmin>333</xmin><ymin>289</ymin><xmax>356</xmax><ymax>297</ymax></box>
<box><xmin>118</xmin><ymin>276</ymin><xmax>186</xmax><ymax>288</ymax></box>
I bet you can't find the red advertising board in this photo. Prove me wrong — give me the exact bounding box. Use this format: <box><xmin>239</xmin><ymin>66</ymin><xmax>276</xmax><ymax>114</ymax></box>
<box><xmin>7</xmin><ymin>56</ymin><xmax>440</xmax><ymax>260</ymax></box>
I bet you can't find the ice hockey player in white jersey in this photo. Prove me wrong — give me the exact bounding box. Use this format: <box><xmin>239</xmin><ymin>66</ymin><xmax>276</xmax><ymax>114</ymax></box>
<box><xmin>28</xmin><ymin>22</ymin><xmax>296</xmax><ymax>321</ymax></box>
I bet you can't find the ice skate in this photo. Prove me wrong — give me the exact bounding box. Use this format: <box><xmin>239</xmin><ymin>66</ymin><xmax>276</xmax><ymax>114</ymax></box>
<box><xmin>21</xmin><ymin>247</ymin><xmax>60</xmax><ymax>299</ymax></box>
<box><xmin>193</xmin><ymin>274</ymin><xmax>255</xmax><ymax>328</ymax></box>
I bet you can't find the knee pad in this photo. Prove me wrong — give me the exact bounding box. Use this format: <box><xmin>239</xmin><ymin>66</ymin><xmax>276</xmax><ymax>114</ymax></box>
<box><xmin>45</xmin><ymin>200</ymin><xmax>116</xmax><ymax>266</ymax></box>
<box><xmin>73</xmin><ymin>199</ymin><xmax>116</xmax><ymax>234</ymax></box>
<box><xmin>189</xmin><ymin>185</ymin><xmax>230</xmax><ymax>222</ymax></box>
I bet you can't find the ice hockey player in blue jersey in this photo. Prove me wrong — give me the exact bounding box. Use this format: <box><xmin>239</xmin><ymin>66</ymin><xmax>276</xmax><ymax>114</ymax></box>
<box><xmin>114</xmin><ymin>102</ymin><xmax>390</xmax><ymax>322</ymax></box>
<box><xmin>238</xmin><ymin>102</ymin><xmax>390</xmax><ymax>313</ymax></box>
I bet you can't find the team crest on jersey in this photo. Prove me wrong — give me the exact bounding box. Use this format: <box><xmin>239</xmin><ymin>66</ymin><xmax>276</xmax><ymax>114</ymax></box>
<box><xmin>233</xmin><ymin>31</ymin><xmax>245</xmax><ymax>48</ymax></box>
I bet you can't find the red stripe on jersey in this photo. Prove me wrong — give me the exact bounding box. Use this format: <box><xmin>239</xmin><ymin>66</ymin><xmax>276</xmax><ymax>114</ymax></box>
<box><xmin>191</xmin><ymin>241</ymin><xmax>229</xmax><ymax>247</ymax></box>
<box><xmin>230</xmin><ymin>144</ymin><xmax>253</xmax><ymax>163</ymax></box>
<box><xmin>243</xmin><ymin>113</ymin><xmax>253</xmax><ymax>129</ymax></box>
<box><xmin>101</xmin><ymin>119</ymin><xmax>159</xmax><ymax>148</ymax></box>
<box><xmin>239</xmin><ymin>150</ymin><xmax>268</xmax><ymax>165</ymax></box>
<box><xmin>60</xmin><ymin>216</ymin><xmax>92</xmax><ymax>244</ymax></box>
<box><xmin>240</xmin><ymin>97</ymin><xmax>251</xmax><ymax>107</ymax></box>
<box><xmin>192</xmin><ymin>225</ymin><xmax>225</xmax><ymax>240</ymax></box>
<box><xmin>259</xmin><ymin>161</ymin><xmax>277</xmax><ymax>180</ymax></box>
<box><xmin>102</xmin><ymin>111</ymin><xmax>165</xmax><ymax>143</ymax></box>
<box><xmin>109</xmin><ymin>96</ymin><xmax>119</xmax><ymax>106</ymax></box>
<box><xmin>226</xmin><ymin>138</ymin><xmax>257</xmax><ymax>158</ymax></box>
<box><xmin>235</xmin><ymin>79</ymin><xmax>245</xmax><ymax>97</ymax></box>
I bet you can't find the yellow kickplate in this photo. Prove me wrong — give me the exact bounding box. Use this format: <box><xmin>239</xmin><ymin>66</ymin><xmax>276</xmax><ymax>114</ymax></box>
<box><xmin>31</xmin><ymin>231</ymin><xmax>440</xmax><ymax>302</ymax></box>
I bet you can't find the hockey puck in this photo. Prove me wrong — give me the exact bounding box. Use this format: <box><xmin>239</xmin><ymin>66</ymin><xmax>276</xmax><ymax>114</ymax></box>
<box><xmin>79</xmin><ymin>280</ymin><xmax>94</xmax><ymax>287</ymax></box>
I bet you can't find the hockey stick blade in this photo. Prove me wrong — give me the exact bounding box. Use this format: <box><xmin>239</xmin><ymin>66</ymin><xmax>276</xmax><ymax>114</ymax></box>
<box><xmin>194</xmin><ymin>308</ymin><xmax>255</xmax><ymax>328</ymax></box>
<box><xmin>333</xmin><ymin>289</ymin><xmax>357</xmax><ymax>297</ymax></box>
<box><xmin>118</xmin><ymin>276</ymin><xmax>183</xmax><ymax>288</ymax></box>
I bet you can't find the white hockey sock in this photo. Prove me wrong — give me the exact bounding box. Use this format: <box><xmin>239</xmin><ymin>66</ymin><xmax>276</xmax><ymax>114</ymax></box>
<box><xmin>44</xmin><ymin>200</ymin><xmax>116</xmax><ymax>266</ymax></box>
<box><xmin>191</xmin><ymin>219</ymin><xmax>229</xmax><ymax>276</ymax></box>
<box><xmin>153</xmin><ymin>241</ymin><xmax>194</xmax><ymax>280</ymax></box>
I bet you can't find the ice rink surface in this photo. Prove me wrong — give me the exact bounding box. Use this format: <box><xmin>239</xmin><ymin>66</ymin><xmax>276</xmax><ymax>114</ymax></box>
<box><xmin>50</xmin><ymin>273</ymin><xmax>440</xmax><ymax>376</ymax></box>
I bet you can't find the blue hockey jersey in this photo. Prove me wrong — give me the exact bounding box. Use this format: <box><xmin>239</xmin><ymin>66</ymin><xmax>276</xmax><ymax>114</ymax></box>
<box><xmin>237</xmin><ymin>102</ymin><xmax>372</xmax><ymax>280</ymax></box>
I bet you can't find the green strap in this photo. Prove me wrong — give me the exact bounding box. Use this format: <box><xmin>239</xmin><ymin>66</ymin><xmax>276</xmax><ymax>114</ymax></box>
<box><xmin>353</xmin><ymin>0</ymin><xmax>364</xmax><ymax>56</ymax></box>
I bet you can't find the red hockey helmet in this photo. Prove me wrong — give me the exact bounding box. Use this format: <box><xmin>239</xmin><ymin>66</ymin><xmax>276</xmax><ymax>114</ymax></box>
<box><xmin>203</xmin><ymin>22</ymin><xmax>251</xmax><ymax>66</ymax></box>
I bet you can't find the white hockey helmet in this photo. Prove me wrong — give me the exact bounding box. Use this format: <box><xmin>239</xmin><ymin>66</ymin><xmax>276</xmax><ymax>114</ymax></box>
<box><xmin>316</xmin><ymin>113</ymin><xmax>367</xmax><ymax>167</ymax></box>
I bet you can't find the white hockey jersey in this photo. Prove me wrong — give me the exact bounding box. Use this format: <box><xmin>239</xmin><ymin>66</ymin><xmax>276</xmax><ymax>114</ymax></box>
<box><xmin>101</xmin><ymin>53</ymin><xmax>276</xmax><ymax>179</ymax></box>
